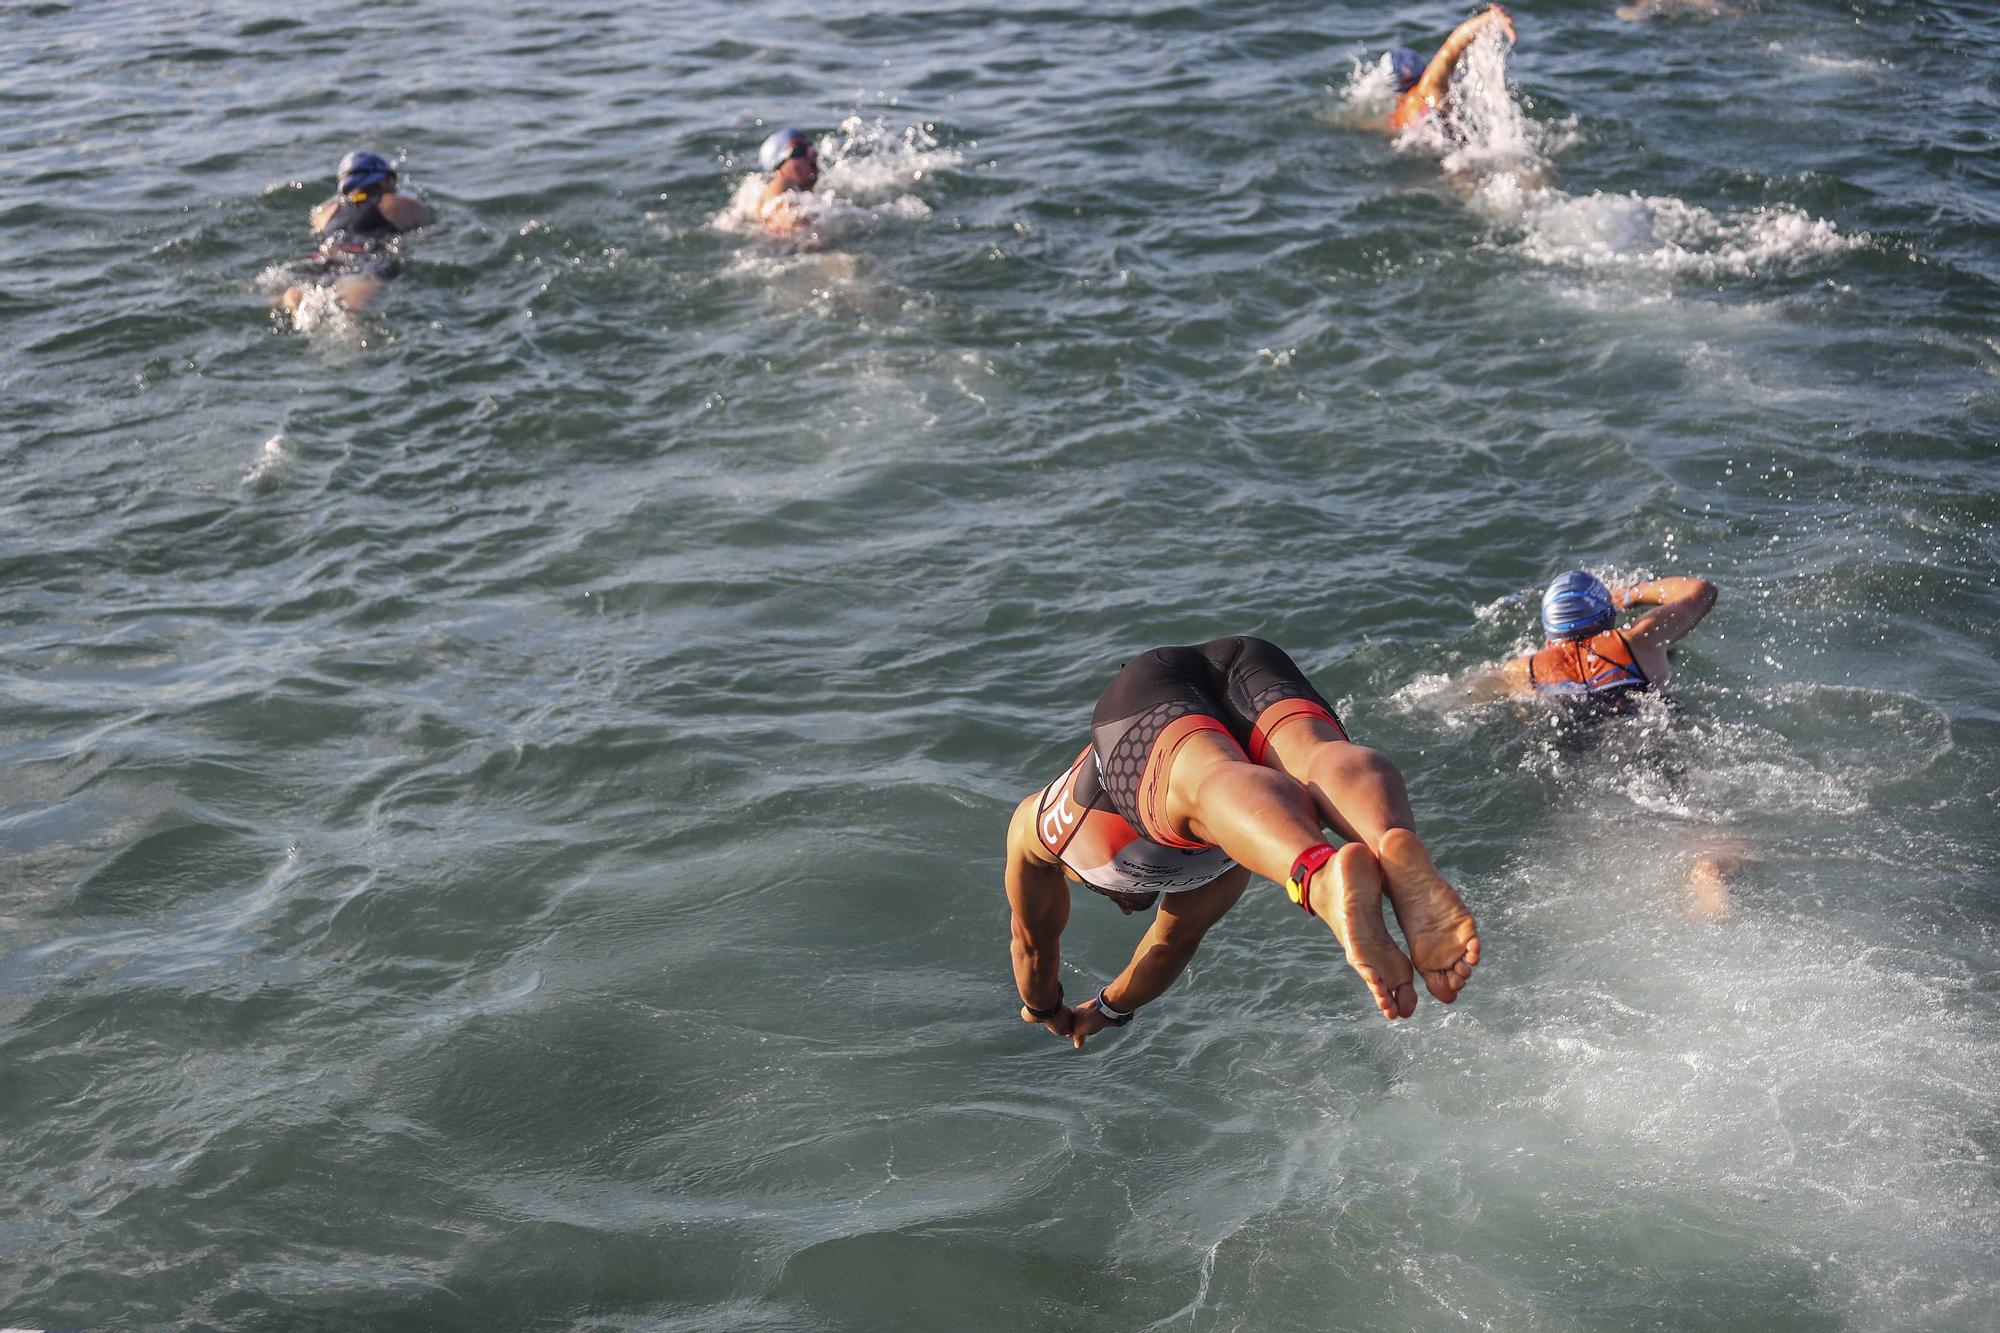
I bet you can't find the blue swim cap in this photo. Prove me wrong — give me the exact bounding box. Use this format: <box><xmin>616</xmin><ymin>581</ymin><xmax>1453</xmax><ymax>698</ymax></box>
<box><xmin>337</xmin><ymin>150</ymin><xmax>394</xmax><ymax>196</ymax></box>
<box><xmin>758</xmin><ymin>127</ymin><xmax>814</xmax><ymax>172</ymax></box>
<box><xmin>1542</xmin><ymin>570</ymin><xmax>1616</xmax><ymax>639</ymax></box>
<box><xmin>1389</xmin><ymin>47</ymin><xmax>1425</xmax><ymax>93</ymax></box>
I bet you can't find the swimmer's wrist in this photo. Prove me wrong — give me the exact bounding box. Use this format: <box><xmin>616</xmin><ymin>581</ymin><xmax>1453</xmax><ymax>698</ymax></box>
<box><xmin>1022</xmin><ymin>982</ymin><xmax>1064</xmax><ymax>1021</ymax></box>
<box><xmin>1094</xmin><ymin>986</ymin><xmax>1134</xmax><ymax>1025</ymax></box>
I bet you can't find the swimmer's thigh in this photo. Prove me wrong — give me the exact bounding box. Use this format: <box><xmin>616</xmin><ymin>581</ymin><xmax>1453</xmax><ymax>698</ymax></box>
<box><xmin>1198</xmin><ymin>636</ymin><xmax>1349</xmax><ymax>765</ymax></box>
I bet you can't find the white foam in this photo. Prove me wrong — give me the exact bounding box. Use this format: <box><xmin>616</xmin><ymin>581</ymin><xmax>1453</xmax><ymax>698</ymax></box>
<box><xmin>242</xmin><ymin>432</ymin><xmax>286</xmax><ymax>488</ymax></box>
<box><xmin>1328</xmin><ymin>51</ymin><xmax>1402</xmax><ymax>127</ymax></box>
<box><xmin>1767</xmin><ymin>40</ymin><xmax>1893</xmax><ymax>76</ymax></box>
<box><xmin>1497</xmin><ymin>188</ymin><xmax>1866</xmax><ymax>278</ymax></box>
<box><xmin>284</xmin><ymin>282</ymin><xmax>358</xmax><ymax>337</ymax></box>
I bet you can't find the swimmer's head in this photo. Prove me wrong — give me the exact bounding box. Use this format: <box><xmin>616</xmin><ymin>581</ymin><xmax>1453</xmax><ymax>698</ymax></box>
<box><xmin>337</xmin><ymin>150</ymin><xmax>395</xmax><ymax>202</ymax></box>
<box><xmin>758</xmin><ymin>127</ymin><xmax>819</xmax><ymax>186</ymax></box>
<box><xmin>1389</xmin><ymin>47</ymin><xmax>1425</xmax><ymax>93</ymax></box>
<box><xmin>1541</xmin><ymin>570</ymin><xmax>1616</xmax><ymax>640</ymax></box>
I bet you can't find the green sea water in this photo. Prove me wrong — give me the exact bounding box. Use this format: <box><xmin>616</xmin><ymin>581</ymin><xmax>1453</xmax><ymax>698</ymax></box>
<box><xmin>3</xmin><ymin>1</ymin><xmax>1997</xmax><ymax>1328</ymax></box>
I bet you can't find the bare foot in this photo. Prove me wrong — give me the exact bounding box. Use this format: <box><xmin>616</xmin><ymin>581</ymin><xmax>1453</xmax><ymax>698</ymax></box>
<box><xmin>1321</xmin><ymin>843</ymin><xmax>1417</xmax><ymax>1021</ymax></box>
<box><xmin>1376</xmin><ymin>828</ymin><xmax>1480</xmax><ymax>1004</ymax></box>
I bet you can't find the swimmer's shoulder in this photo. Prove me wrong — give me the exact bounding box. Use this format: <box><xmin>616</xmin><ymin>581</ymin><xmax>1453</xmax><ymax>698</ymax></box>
<box><xmin>381</xmin><ymin>193</ymin><xmax>431</xmax><ymax>230</ymax></box>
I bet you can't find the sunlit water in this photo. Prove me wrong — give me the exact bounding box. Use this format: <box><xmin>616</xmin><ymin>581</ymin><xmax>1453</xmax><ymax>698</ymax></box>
<box><xmin>3</xmin><ymin>1</ymin><xmax>1997</xmax><ymax>1329</ymax></box>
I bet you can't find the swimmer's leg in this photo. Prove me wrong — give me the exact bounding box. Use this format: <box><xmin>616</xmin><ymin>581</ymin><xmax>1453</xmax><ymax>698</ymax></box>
<box><xmin>1316</xmin><ymin>843</ymin><xmax>1417</xmax><ymax>1020</ymax></box>
<box><xmin>1161</xmin><ymin>734</ymin><xmax>1416</xmax><ymax>1022</ymax></box>
<box><xmin>1264</xmin><ymin>720</ymin><xmax>1480</xmax><ymax>1004</ymax></box>
<box><xmin>279</xmin><ymin>285</ymin><xmax>306</xmax><ymax>315</ymax></box>
<box><xmin>1168</xmin><ymin>732</ymin><xmax>1335</xmax><ymax>885</ymax></box>
<box><xmin>1686</xmin><ymin>838</ymin><xmax>1746</xmax><ymax>925</ymax></box>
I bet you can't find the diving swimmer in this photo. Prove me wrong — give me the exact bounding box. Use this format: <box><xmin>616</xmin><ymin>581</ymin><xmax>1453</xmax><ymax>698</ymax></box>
<box><xmin>1004</xmin><ymin>637</ymin><xmax>1480</xmax><ymax>1047</ymax></box>
<box><xmin>1467</xmin><ymin>570</ymin><xmax>1737</xmax><ymax>920</ymax></box>
<box><xmin>755</xmin><ymin>127</ymin><xmax>820</xmax><ymax>240</ymax></box>
<box><xmin>278</xmin><ymin>150</ymin><xmax>431</xmax><ymax>316</ymax></box>
<box><xmin>1386</xmin><ymin>4</ymin><xmax>1517</xmax><ymax>133</ymax></box>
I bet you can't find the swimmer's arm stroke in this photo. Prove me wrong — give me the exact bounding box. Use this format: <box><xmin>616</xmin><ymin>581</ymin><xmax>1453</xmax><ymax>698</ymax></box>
<box><xmin>1005</xmin><ymin>794</ymin><xmax>1075</xmax><ymax>1038</ymax></box>
<box><xmin>1618</xmin><ymin>576</ymin><xmax>1717</xmax><ymax>651</ymax></box>
<box><xmin>1413</xmin><ymin>5</ymin><xmax>1517</xmax><ymax>107</ymax></box>
<box><xmin>1460</xmin><ymin>655</ymin><xmax>1532</xmax><ymax>701</ymax></box>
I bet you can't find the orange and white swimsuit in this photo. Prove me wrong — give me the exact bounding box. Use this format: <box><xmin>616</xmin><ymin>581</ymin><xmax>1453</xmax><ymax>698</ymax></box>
<box><xmin>1035</xmin><ymin>747</ymin><xmax>1237</xmax><ymax>895</ymax></box>
<box><xmin>1528</xmin><ymin>629</ymin><xmax>1649</xmax><ymax>698</ymax></box>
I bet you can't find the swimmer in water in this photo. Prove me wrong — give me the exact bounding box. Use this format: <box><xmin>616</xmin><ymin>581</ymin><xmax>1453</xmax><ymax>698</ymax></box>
<box><xmin>755</xmin><ymin>127</ymin><xmax>820</xmax><ymax>240</ymax></box>
<box><xmin>279</xmin><ymin>150</ymin><xmax>432</xmax><ymax>316</ymax></box>
<box><xmin>1467</xmin><ymin>569</ymin><xmax>1716</xmax><ymax>704</ymax></box>
<box><xmin>1385</xmin><ymin>4</ymin><xmax>1517</xmax><ymax>134</ymax></box>
<box><xmin>1466</xmin><ymin>570</ymin><xmax>1737</xmax><ymax>920</ymax></box>
<box><xmin>1004</xmin><ymin>637</ymin><xmax>1480</xmax><ymax>1047</ymax></box>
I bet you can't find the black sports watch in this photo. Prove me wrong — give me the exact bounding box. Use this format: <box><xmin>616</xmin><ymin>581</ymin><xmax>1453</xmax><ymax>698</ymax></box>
<box><xmin>1022</xmin><ymin>982</ymin><xmax>1064</xmax><ymax>1021</ymax></box>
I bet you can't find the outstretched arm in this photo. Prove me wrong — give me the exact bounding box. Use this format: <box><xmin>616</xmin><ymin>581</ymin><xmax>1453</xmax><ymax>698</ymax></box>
<box><xmin>1004</xmin><ymin>794</ymin><xmax>1074</xmax><ymax>1037</ymax></box>
<box><xmin>1413</xmin><ymin>5</ymin><xmax>1517</xmax><ymax>105</ymax></box>
<box><xmin>1619</xmin><ymin>576</ymin><xmax>1718</xmax><ymax>651</ymax></box>
<box><xmin>1069</xmin><ymin>867</ymin><xmax>1250</xmax><ymax>1048</ymax></box>
<box><xmin>1462</xmin><ymin>653</ymin><xmax>1532</xmax><ymax>701</ymax></box>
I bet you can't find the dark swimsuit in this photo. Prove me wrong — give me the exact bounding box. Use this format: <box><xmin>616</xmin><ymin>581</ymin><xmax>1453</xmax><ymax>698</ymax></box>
<box><xmin>306</xmin><ymin>196</ymin><xmax>405</xmax><ymax>279</ymax></box>
<box><xmin>1035</xmin><ymin>637</ymin><xmax>1349</xmax><ymax>909</ymax></box>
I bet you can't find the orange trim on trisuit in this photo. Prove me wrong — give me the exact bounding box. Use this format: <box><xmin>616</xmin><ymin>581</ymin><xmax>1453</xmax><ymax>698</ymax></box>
<box><xmin>1246</xmin><ymin>697</ymin><xmax>1345</xmax><ymax>765</ymax></box>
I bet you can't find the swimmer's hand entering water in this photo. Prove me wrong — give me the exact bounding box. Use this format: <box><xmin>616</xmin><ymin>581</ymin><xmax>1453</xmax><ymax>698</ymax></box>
<box><xmin>1391</xmin><ymin>6</ymin><xmax>1518</xmax><ymax>133</ymax></box>
<box><xmin>1020</xmin><ymin>1001</ymin><xmax>1077</xmax><ymax>1040</ymax></box>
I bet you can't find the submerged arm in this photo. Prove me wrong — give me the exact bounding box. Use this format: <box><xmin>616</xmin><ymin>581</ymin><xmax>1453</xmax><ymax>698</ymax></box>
<box><xmin>1462</xmin><ymin>654</ymin><xmax>1532</xmax><ymax>702</ymax></box>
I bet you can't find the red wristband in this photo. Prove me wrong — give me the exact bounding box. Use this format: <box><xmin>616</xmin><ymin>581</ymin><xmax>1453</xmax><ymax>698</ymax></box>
<box><xmin>1285</xmin><ymin>843</ymin><xmax>1337</xmax><ymax>917</ymax></box>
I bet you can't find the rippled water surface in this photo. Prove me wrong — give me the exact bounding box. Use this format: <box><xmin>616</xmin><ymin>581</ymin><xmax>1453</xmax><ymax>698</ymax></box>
<box><xmin>4</xmin><ymin>1</ymin><xmax>1998</xmax><ymax>1329</ymax></box>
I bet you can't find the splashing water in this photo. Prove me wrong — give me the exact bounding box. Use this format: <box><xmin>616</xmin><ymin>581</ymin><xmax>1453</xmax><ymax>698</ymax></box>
<box><xmin>1411</xmin><ymin>30</ymin><xmax>1554</xmax><ymax>181</ymax></box>
<box><xmin>1353</xmin><ymin>29</ymin><xmax>1865</xmax><ymax>278</ymax></box>
<box><xmin>711</xmin><ymin>116</ymin><xmax>962</xmax><ymax>246</ymax></box>
<box><xmin>1482</xmin><ymin>179</ymin><xmax>1865</xmax><ymax>278</ymax></box>
<box><xmin>242</xmin><ymin>432</ymin><xmax>286</xmax><ymax>489</ymax></box>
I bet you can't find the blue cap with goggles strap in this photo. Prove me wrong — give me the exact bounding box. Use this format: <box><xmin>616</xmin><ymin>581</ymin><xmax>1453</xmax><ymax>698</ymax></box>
<box><xmin>337</xmin><ymin>150</ymin><xmax>394</xmax><ymax>198</ymax></box>
<box><xmin>1389</xmin><ymin>47</ymin><xmax>1425</xmax><ymax>93</ymax></box>
<box><xmin>1541</xmin><ymin>570</ymin><xmax>1617</xmax><ymax>640</ymax></box>
<box><xmin>757</xmin><ymin>128</ymin><xmax>815</xmax><ymax>173</ymax></box>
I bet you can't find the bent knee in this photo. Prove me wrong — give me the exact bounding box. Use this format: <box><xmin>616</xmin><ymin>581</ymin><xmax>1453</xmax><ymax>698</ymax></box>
<box><xmin>1310</xmin><ymin>741</ymin><xmax>1399</xmax><ymax>785</ymax></box>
